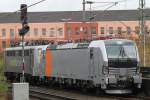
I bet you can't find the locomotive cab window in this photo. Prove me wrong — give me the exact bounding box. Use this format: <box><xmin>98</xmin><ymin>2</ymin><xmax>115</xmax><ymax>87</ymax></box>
<box><xmin>105</xmin><ymin>41</ymin><xmax>137</xmax><ymax>59</ymax></box>
<box><xmin>24</xmin><ymin>50</ymin><xmax>29</xmax><ymax>56</ymax></box>
<box><xmin>105</xmin><ymin>40</ymin><xmax>138</xmax><ymax>68</ymax></box>
<box><xmin>18</xmin><ymin>50</ymin><xmax>22</xmax><ymax>56</ymax></box>
<box><xmin>6</xmin><ymin>51</ymin><xmax>15</xmax><ymax>56</ymax></box>
<box><xmin>90</xmin><ymin>48</ymin><xmax>94</xmax><ymax>59</ymax></box>
<box><xmin>6</xmin><ymin>51</ymin><xmax>10</xmax><ymax>56</ymax></box>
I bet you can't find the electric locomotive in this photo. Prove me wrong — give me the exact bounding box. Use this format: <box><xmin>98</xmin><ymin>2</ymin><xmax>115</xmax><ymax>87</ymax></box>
<box><xmin>89</xmin><ymin>39</ymin><xmax>141</xmax><ymax>94</ymax></box>
<box><xmin>4</xmin><ymin>39</ymin><xmax>142</xmax><ymax>94</ymax></box>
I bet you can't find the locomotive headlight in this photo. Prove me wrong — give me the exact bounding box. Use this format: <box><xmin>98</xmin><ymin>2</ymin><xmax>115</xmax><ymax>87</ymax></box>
<box><xmin>136</xmin><ymin>62</ymin><xmax>140</xmax><ymax>73</ymax></box>
<box><xmin>103</xmin><ymin>66</ymin><xmax>109</xmax><ymax>74</ymax></box>
<box><xmin>103</xmin><ymin>61</ymin><xmax>108</xmax><ymax>66</ymax></box>
<box><xmin>103</xmin><ymin>61</ymin><xmax>109</xmax><ymax>74</ymax></box>
<box><xmin>133</xmin><ymin>75</ymin><xmax>142</xmax><ymax>84</ymax></box>
<box><xmin>136</xmin><ymin>67</ymin><xmax>140</xmax><ymax>74</ymax></box>
<box><xmin>105</xmin><ymin>77</ymin><xmax>109</xmax><ymax>84</ymax></box>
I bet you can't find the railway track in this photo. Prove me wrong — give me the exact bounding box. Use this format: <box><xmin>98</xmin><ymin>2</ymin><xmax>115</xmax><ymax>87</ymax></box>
<box><xmin>102</xmin><ymin>95</ymin><xmax>150</xmax><ymax>100</ymax></box>
<box><xmin>29</xmin><ymin>86</ymin><xmax>150</xmax><ymax>100</ymax></box>
<box><xmin>7</xmin><ymin>83</ymin><xmax>150</xmax><ymax>100</ymax></box>
<box><xmin>29</xmin><ymin>87</ymin><xmax>75</xmax><ymax>100</ymax></box>
<box><xmin>29</xmin><ymin>86</ymin><xmax>103</xmax><ymax>100</ymax></box>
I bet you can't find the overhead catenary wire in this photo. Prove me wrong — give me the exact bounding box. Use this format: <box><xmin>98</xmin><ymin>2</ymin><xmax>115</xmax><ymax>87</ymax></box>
<box><xmin>0</xmin><ymin>0</ymin><xmax>142</xmax><ymax>33</ymax></box>
<box><xmin>0</xmin><ymin>0</ymin><xmax>136</xmax><ymax>23</ymax></box>
<box><xmin>87</xmin><ymin>0</ymin><xmax>135</xmax><ymax>32</ymax></box>
<box><xmin>87</xmin><ymin>2</ymin><xmax>119</xmax><ymax>20</ymax></box>
<box><xmin>85</xmin><ymin>2</ymin><xmax>130</xmax><ymax>34</ymax></box>
<box><xmin>18</xmin><ymin>0</ymin><xmax>47</xmax><ymax>12</ymax></box>
<box><xmin>0</xmin><ymin>0</ymin><xmax>47</xmax><ymax>18</ymax></box>
<box><xmin>89</xmin><ymin>3</ymin><xmax>116</xmax><ymax>10</ymax></box>
<box><xmin>85</xmin><ymin>0</ymin><xmax>133</xmax><ymax>29</ymax></box>
<box><xmin>105</xmin><ymin>0</ymin><xmax>132</xmax><ymax>28</ymax></box>
<box><xmin>0</xmin><ymin>0</ymin><xmax>135</xmax><ymax>20</ymax></box>
<box><xmin>86</xmin><ymin>0</ymin><xmax>128</xmax><ymax>4</ymax></box>
<box><xmin>88</xmin><ymin>0</ymin><xmax>128</xmax><ymax>10</ymax></box>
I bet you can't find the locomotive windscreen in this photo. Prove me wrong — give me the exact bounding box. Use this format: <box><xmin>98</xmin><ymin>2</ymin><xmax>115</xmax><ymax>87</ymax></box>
<box><xmin>105</xmin><ymin>41</ymin><xmax>137</xmax><ymax>59</ymax></box>
<box><xmin>104</xmin><ymin>40</ymin><xmax>138</xmax><ymax>68</ymax></box>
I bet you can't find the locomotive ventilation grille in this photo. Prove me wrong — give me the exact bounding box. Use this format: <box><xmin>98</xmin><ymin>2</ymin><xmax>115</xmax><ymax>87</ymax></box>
<box><xmin>108</xmin><ymin>67</ymin><xmax>137</xmax><ymax>75</ymax></box>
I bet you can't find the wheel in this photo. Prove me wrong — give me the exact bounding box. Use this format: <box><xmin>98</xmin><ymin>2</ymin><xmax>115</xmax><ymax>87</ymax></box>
<box><xmin>95</xmin><ymin>88</ymin><xmax>104</xmax><ymax>96</ymax></box>
<box><xmin>82</xmin><ymin>87</ymin><xmax>88</xmax><ymax>94</ymax></box>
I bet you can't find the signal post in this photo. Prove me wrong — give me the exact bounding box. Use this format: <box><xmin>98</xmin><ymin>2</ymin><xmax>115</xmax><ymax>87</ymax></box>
<box><xmin>12</xmin><ymin>4</ymin><xmax>30</xmax><ymax>100</ymax></box>
<box><xmin>19</xmin><ymin>4</ymin><xmax>30</xmax><ymax>82</ymax></box>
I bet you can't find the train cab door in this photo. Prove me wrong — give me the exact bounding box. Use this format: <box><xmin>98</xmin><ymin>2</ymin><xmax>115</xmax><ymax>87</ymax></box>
<box><xmin>29</xmin><ymin>49</ymin><xmax>34</xmax><ymax>74</ymax></box>
<box><xmin>89</xmin><ymin>48</ymin><xmax>95</xmax><ymax>79</ymax></box>
<box><xmin>90</xmin><ymin>47</ymin><xmax>103</xmax><ymax>84</ymax></box>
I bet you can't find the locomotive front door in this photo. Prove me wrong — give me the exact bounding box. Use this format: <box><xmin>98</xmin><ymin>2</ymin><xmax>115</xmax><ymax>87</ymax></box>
<box><xmin>89</xmin><ymin>48</ymin><xmax>95</xmax><ymax>79</ymax></box>
<box><xmin>90</xmin><ymin>48</ymin><xmax>103</xmax><ymax>84</ymax></box>
<box><xmin>29</xmin><ymin>49</ymin><xmax>34</xmax><ymax>74</ymax></box>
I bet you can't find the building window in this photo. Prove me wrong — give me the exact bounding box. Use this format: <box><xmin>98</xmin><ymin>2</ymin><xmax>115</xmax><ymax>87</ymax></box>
<box><xmin>100</xmin><ymin>27</ymin><xmax>104</xmax><ymax>34</ymax></box>
<box><xmin>34</xmin><ymin>28</ymin><xmax>38</xmax><ymax>36</ymax></box>
<box><xmin>2</xmin><ymin>29</ymin><xmax>6</xmax><ymax>37</ymax></box>
<box><xmin>117</xmin><ymin>27</ymin><xmax>122</xmax><ymax>34</ymax></box>
<box><xmin>58</xmin><ymin>28</ymin><xmax>63</xmax><ymax>36</ymax></box>
<box><xmin>26</xmin><ymin>30</ymin><xmax>30</xmax><ymax>37</ymax></box>
<box><xmin>126</xmin><ymin>27</ymin><xmax>131</xmax><ymax>34</ymax></box>
<box><xmin>83</xmin><ymin>27</ymin><xmax>88</xmax><ymax>34</ymax></box>
<box><xmin>91</xmin><ymin>27</ymin><xmax>96</xmax><ymax>34</ymax></box>
<box><xmin>42</xmin><ymin>28</ymin><xmax>46</xmax><ymax>36</ymax></box>
<box><xmin>66</xmin><ymin>27</ymin><xmax>72</xmax><ymax>35</ymax></box>
<box><xmin>10</xmin><ymin>40</ymin><xmax>15</xmax><ymax>47</ymax></box>
<box><xmin>145</xmin><ymin>26</ymin><xmax>148</xmax><ymax>34</ymax></box>
<box><xmin>75</xmin><ymin>27</ymin><xmax>80</xmax><ymax>35</ymax></box>
<box><xmin>2</xmin><ymin>41</ymin><xmax>6</xmax><ymax>48</ymax></box>
<box><xmin>109</xmin><ymin>27</ymin><xmax>113</xmax><ymax>34</ymax></box>
<box><xmin>135</xmin><ymin>26</ymin><xmax>140</xmax><ymax>34</ymax></box>
<box><xmin>10</xmin><ymin>29</ymin><xmax>14</xmax><ymax>39</ymax></box>
<box><xmin>50</xmin><ymin>28</ymin><xmax>55</xmax><ymax>37</ymax></box>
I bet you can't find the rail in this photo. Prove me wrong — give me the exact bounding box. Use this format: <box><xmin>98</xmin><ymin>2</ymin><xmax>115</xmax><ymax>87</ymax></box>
<box><xmin>7</xmin><ymin>84</ymin><xmax>150</xmax><ymax>100</ymax></box>
<box><xmin>29</xmin><ymin>86</ymin><xmax>150</xmax><ymax>100</ymax></box>
<box><xmin>29</xmin><ymin>87</ymin><xmax>75</xmax><ymax>100</ymax></box>
<box><xmin>140</xmin><ymin>67</ymin><xmax>150</xmax><ymax>78</ymax></box>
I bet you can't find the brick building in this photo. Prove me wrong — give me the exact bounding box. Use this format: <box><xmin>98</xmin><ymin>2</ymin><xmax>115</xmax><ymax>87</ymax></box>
<box><xmin>0</xmin><ymin>10</ymin><xmax>150</xmax><ymax>52</ymax></box>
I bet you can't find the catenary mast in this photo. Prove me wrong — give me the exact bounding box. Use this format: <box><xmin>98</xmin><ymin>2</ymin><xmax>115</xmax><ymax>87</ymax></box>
<box><xmin>139</xmin><ymin>0</ymin><xmax>146</xmax><ymax>66</ymax></box>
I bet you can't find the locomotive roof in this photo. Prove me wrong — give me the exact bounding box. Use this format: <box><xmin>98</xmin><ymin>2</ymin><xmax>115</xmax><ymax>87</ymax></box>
<box><xmin>89</xmin><ymin>39</ymin><xmax>135</xmax><ymax>48</ymax></box>
<box><xmin>5</xmin><ymin>45</ymin><xmax>48</xmax><ymax>51</ymax></box>
<box><xmin>104</xmin><ymin>39</ymin><xmax>133</xmax><ymax>42</ymax></box>
<box><xmin>48</xmin><ymin>42</ymin><xmax>90</xmax><ymax>50</ymax></box>
<box><xmin>5</xmin><ymin>39</ymin><xmax>134</xmax><ymax>51</ymax></box>
<box><xmin>104</xmin><ymin>39</ymin><xmax>135</xmax><ymax>45</ymax></box>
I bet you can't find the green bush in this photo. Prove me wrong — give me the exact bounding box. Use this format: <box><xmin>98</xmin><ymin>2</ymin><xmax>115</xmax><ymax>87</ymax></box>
<box><xmin>137</xmin><ymin>37</ymin><xmax>150</xmax><ymax>66</ymax></box>
<box><xmin>0</xmin><ymin>55</ymin><xmax>8</xmax><ymax>92</ymax></box>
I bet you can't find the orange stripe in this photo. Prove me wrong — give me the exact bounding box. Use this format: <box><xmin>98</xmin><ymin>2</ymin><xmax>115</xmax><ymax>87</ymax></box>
<box><xmin>45</xmin><ymin>49</ymin><xmax>52</xmax><ymax>77</ymax></box>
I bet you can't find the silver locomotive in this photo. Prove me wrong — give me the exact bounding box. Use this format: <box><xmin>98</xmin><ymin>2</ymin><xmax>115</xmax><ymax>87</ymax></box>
<box><xmin>4</xmin><ymin>39</ymin><xmax>142</xmax><ymax>94</ymax></box>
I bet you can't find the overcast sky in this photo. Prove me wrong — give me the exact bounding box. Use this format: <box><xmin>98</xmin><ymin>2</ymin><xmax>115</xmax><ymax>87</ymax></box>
<box><xmin>0</xmin><ymin>0</ymin><xmax>150</xmax><ymax>12</ymax></box>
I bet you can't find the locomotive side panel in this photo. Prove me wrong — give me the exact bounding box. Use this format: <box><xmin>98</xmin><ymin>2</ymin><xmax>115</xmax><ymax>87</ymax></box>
<box><xmin>33</xmin><ymin>48</ymin><xmax>45</xmax><ymax>76</ymax></box>
<box><xmin>5</xmin><ymin>50</ymin><xmax>33</xmax><ymax>75</ymax></box>
<box><xmin>90</xmin><ymin>48</ymin><xmax>105</xmax><ymax>85</ymax></box>
<box><xmin>45</xmin><ymin>49</ymin><xmax>52</xmax><ymax>77</ymax></box>
<box><xmin>5</xmin><ymin>55</ymin><xmax>22</xmax><ymax>73</ymax></box>
<box><xmin>33</xmin><ymin>46</ymin><xmax>48</xmax><ymax>76</ymax></box>
<box><xmin>46</xmin><ymin>49</ymin><xmax>91</xmax><ymax>80</ymax></box>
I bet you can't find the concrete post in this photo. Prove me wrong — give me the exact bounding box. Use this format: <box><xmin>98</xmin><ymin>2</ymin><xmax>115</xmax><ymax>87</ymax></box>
<box><xmin>13</xmin><ymin>83</ymin><xmax>29</xmax><ymax>100</ymax></box>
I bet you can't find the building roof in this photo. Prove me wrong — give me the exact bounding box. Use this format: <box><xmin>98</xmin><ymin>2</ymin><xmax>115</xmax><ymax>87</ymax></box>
<box><xmin>0</xmin><ymin>10</ymin><xmax>150</xmax><ymax>23</ymax></box>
